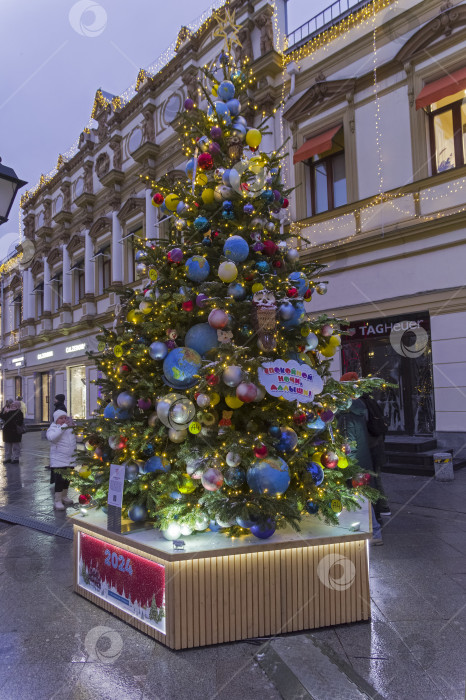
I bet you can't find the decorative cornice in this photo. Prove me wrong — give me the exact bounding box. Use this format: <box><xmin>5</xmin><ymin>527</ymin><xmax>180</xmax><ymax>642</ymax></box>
<box><xmin>117</xmin><ymin>196</ymin><xmax>145</xmax><ymax>223</ymax></box>
<box><xmin>89</xmin><ymin>216</ymin><xmax>112</xmax><ymax>241</ymax></box>
<box><xmin>395</xmin><ymin>4</ymin><xmax>466</xmax><ymax>63</ymax></box>
<box><xmin>283</xmin><ymin>78</ymin><xmax>356</xmax><ymax>122</ymax></box>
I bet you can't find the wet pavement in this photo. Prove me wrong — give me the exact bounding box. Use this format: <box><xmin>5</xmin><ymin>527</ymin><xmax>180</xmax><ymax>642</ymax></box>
<box><xmin>0</xmin><ymin>433</ymin><xmax>465</xmax><ymax>699</ymax></box>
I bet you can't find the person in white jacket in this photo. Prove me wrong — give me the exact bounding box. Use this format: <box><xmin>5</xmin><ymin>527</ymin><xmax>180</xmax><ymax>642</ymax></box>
<box><xmin>46</xmin><ymin>409</ymin><xmax>77</xmax><ymax>511</ymax></box>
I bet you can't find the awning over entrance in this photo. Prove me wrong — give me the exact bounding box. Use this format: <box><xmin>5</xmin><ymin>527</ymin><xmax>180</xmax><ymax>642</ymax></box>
<box><xmin>415</xmin><ymin>67</ymin><xmax>466</xmax><ymax>110</ymax></box>
<box><xmin>293</xmin><ymin>125</ymin><xmax>342</xmax><ymax>164</ymax></box>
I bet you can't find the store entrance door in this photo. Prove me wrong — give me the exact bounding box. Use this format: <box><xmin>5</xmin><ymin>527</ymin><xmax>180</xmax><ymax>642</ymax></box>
<box><xmin>40</xmin><ymin>372</ymin><xmax>50</xmax><ymax>422</ymax></box>
<box><xmin>69</xmin><ymin>366</ymin><xmax>86</xmax><ymax>419</ymax></box>
<box><xmin>341</xmin><ymin>312</ymin><xmax>434</xmax><ymax>436</ymax></box>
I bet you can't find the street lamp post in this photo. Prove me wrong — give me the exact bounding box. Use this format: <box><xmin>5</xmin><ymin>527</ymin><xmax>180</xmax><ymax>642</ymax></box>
<box><xmin>0</xmin><ymin>158</ymin><xmax>27</xmax><ymax>225</ymax></box>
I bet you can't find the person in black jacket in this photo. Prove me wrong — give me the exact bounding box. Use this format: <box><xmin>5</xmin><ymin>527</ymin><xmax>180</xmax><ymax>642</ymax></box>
<box><xmin>0</xmin><ymin>400</ymin><xmax>24</xmax><ymax>464</ymax></box>
<box><xmin>53</xmin><ymin>394</ymin><xmax>67</xmax><ymax>413</ymax></box>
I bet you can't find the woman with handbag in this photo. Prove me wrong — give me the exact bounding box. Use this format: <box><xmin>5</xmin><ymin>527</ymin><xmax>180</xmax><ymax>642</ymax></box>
<box><xmin>0</xmin><ymin>400</ymin><xmax>25</xmax><ymax>464</ymax></box>
<box><xmin>46</xmin><ymin>409</ymin><xmax>76</xmax><ymax>510</ymax></box>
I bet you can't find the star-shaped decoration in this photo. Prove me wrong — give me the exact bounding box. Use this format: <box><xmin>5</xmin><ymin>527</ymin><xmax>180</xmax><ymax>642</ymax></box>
<box><xmin>212</xmin><ymin>7</ymin><xmax>242</xmax><ymax>52</ymax></box>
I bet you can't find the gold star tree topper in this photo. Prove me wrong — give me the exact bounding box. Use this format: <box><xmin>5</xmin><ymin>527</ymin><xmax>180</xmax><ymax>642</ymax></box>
<box><xmin>212</xmin><ymin>7</ymin><xmax>242</xmax><ymax>53</ymax></box>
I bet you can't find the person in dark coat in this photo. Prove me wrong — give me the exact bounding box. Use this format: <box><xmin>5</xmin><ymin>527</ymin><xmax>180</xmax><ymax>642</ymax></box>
<box><xmin>0</xmin><ymin>400</ymin><xmax>24</xmax><ymax>464</ymax></box>
<box><xmin>54</xmin><ymin>394</ymin><xmax>67</xmax><ymax>413</ymax></box>
<box><xmin>339</xmin><ymin>373</ymin><xmax>383</xmax><ymax>545</ymax></box>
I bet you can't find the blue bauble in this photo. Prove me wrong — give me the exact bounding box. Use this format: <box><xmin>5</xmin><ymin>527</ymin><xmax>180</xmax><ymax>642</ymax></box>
<box><xmin>228</xmin><ymin>282</ymin><xmax>246</xmax><ymax>300</ymax></box>
<box><xmin>233</xmin><ymin>115</ymin><xmax>247</xmax><ymax>127</ymax></box>
<box><xmin>149</xmin><ymin>341</ymin><xmax>168</xmax><ymax>360</ymax></box>
<box><xmin>281</xmin><ymin>302</ymin><xmax>306</xmax><ymax>330</ymax></box>
<box><xmin>306</xmin><ymin>501</ymin><xmax>319</xmax><ymax>515</ymax></box>
<box><xmin>306</xmin><ymin>461</ymin><xmax>324</xmax><ymax>486</ymax></box>
<box><xmin>117</xmin><ymin>391</ymin><xmax>136</xmax><ymax>410</ymax></box>
<box><xmin>288</xmin><ymin>271</ymin><xmax>308</xmax><ymax>296</ymax></box>
<box><xmin>209</xmin><ymin>520</ymin><xmax>222</xmax><ymax>532</ymax></box>
<box><xmin>223</xmin><ymin>235</ymin><xmax>249</xmax><ymax>263</ymax></box>
<box><xmin>176</xmin><ymin>201</ymin><xmax>187</xmax><ymax>215</ymax></box>
<box><xmin>163</xmin><ymin>347</ymin><xmax>202</xmax><ymax>388</ymax></box>
<box><xmin>232</xmin><ymin>123</ymin><xmax>246</xmax><ymax>139</ymax></box>
<box><xmin>186</xmin><ymin>159</ymin><xmax>195</xmax><ymax>178</ymax></box>
<box><xmin>247</xmin><ymin>456</ymin><xmax>290</xmax><ymax>496</ymax></box>
<box><xmin>230</xmin><ymin>70</ymin><xmax>246</xmax><ymax>85</ymax></box>
<box><xmin>185</xmin><ymin>255</ymin><xmax>210</xmax><ymax>282</ymax></box>
<box><xmin>124</xmin><ymin>463</ymin><xmax>139</xmax><ymax>482</ymax></box>
<box><xmin>305</xmin><ymin>332</ymin><xmax>319</xmax><ymax>350</ymax></box>
<box><xmin>236</xmin><ymin>515</ymin><xmax>256</xmax><ymax>529</ymax></box>
<box><xmin>143</xmin><ymin>455</ymin><xmax>170</xmax><ymax>473</ymax></box>
<box><xmin>103</xmin><ymin>403</ymin><xmax>116</xmax><ymax>419</ymax></box>
<box><xmin>214</xmin><ymin>101</ymin><xmax>231</xmax><ymax>125</ymax></box>
<box><xmin>222</xmin><ymin>169</ymin><xmax>231</xmax><ymax>186</ymax></box>
<box><xmin>223</xmin><ymin>200</ymin><xmax>234</xmax><ymax>211</ymax></box>
<box><xmin>268</xmin><ymin>425</ymin><xmax>281</xmax><ymax>438</ymax></box>
<box><xmin>276</xmin><ymin>427</ymin><xmax>298</xmax><ymax>453</ymax></box>
<box><xmin>244</xmin><ymin>203</ymin><xmax>254</xmax><ymax>215</ymax></box>
<box><xmin>128</xmin><ymin>505</ymin><xmax>147</xmax><ymax>523</ymax></box>
<box><xmin>307</xmin><ymin>417</ymin><xmax>326</xmax><ymax>432</ymax></box>
<box><xmin>261</xmin><ymin>189</ymin><xmax>275</xmax><ymax>203</ymax></box>
<box><xmin>185</xmin><ymin>323</ymin><xmax>218</xmax><ymax>357</ymax></box>
<box><xmin>226</xmin><ymin>98</ymin><xmax>240</xmax><ymax>116</ymax></box>
<box><xmin>222</xmin><ymin>210</ymin><xmax>234</xmax><ymax>220</ymax></box>
<box><xmin>194</xmin><ymin>216</ymin><xmax>210</xmax><ymax>233</ymax></box>
<box><xmin>170</xmin><ymin>491</ymin><xmax>183</xmax><ymax>500</ymax></box>
<box><xmin>142</xmin><ymin>443</ymin><xmax>155</xmax><ymax>457</ymax></box>
<box><xmin>250</xmin><ymin>518</ymin><xmax>276</xmax><ymax>539</ymax></box>
<box><xmin>116</xmin><ymin>408</ymin><xmax>130</xmax><ymax>420</ymax></box>
<box><xmin>135</xmin><ymin>250</ymin><xmax>147</xmax><ymax>262</ymax></box>
<box><xmin>217</xmin><ymin>80</ymin><xmax>235</xmax><ymax>101</ymax></box>
<box><xmin>255</xmin><ymin>260</ymin><xmax>270</xmax><ymax>273</ymax></box>
<box><xmin>224</xmin><ymin>467</ymin><xmax>246</xmax><ymax>487</ymax></box>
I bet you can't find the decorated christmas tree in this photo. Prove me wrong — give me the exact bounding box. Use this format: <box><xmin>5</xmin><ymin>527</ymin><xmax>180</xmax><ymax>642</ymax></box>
<box><xmin>70</xmin><ymin>42</ymin><xmax>383</xmax><ymax>540</ymax></box>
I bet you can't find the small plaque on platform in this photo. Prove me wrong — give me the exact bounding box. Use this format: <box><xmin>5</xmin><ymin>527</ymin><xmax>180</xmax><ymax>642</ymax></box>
<box><xmin>107</xmin><ymin>504</ymin><xmax>122</xmax><ymax>534</ymax></box>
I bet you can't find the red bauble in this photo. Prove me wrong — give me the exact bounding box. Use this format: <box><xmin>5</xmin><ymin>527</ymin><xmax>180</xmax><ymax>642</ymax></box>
<box><xmin>254</xmin><ymin>443</ymin><xmax>268</xmax><ymax>458</ymax></box>
<box><xmin>207</xmin><ymin>374</ymin><xmax>219</xmax><ymax>386</ymax></box>
<box><xmin>213</xmin><ymin>230</ymin><xmax>220</xmax><ymax>238</ymax></box>
<box><xmin>287</xmin><ymin>287</ymin><xmax>298</xmax><ymax>298</ymax></box>
<box><xmin>273</xmin><ymin>260</ymin><xmax>283</xmax><ymax>268</ymax></box>
<box><xmin>182</xmin><ymin>300</ymin><xmax>194</xmax><ymax>312</ymax></box>
<box><xmin>304</xmin><ymin>289</ymin><xmax>312</xmax><ymax>300</ymax></box>
<box><xmin>282</xmin><ymin>198</ymin><xmax>289</xmax><ymax>209</ymax></box>
<box><xmin>118</xmin><ymin>364</ymin><xmax>131</xmax><ymax>374</ymax></box>
<box><xmin>198</xmin><ymin>153</ymin><xmax>213</xmax><ymax>171</ymax></box>
<box><xmin>152</xmin><ymin>193</ymin><xmax>164</xmax><ymax>205</ymax></box>
<box><xmin>262</xmin><ymin>240</ymin><xmax>278</xmax><ymax>256</ymax></box>
<box><xmin>293</xmin><ymin>412</ymin><xmax>306</xmax><ymax>425</ymax></box>
<box><xmin>79</xmin><ymin>494</ymin><xmax>91</xmax><ymax>505</ymax></box>
<box><xmin>352</xmin><ymin>473</ymin><xmax>370</xmax><ymax>488</ymax></box>
<box><xmin>321</xmin><ymin>451</ymin><xmax>339</xmax><ymax>469</ymax></box>
<box><xmin>244</xmin><ymin>272</ymin><xmax>255</xmax><ymax>282</ymax></box>
<box><xmin>236</xmin><ymin>382</ymin><xmax>258</xmax><ymax>403</ymax></box>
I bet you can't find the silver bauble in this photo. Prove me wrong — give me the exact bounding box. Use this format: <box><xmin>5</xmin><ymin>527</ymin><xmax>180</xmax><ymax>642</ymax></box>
<box><xmin>124</xmin><ymin>462</ymin><xmax>139</xmax><ymax>482</ymax></box>
<box><xmin>222</xmin><ymin>365</ymin><xmax>243</xmax><ymax>387</ymax></box>
<box><xmin>315</xmin><ymin>282</ymin><xmax>328</xmax><ymax>295</ymax></box>
<box><xmin>279</xmin><ymin>302</ymin><xmax>295</xmax><ymax>320</ymax></box>
<box><xmin>179</xmin><ymin>524</ymin><xmax>193</xmax><ymax>536</ymax></box>
<box><xmin>216</xmin><ymin>516</ymin><xmax>236</xmax><ymax>527</ymax></box>
<box><xmin>149</xmin><ymin>341</ymin><xmax>168</xmax><ymax>360</ymax></box>
<box><xmin>226</xmin><ymin>451</ymin><xmax>241</xmax><ymax>467</ymax></box>
<box><xmin>156</xmin><ymin>392</ymin><xmax>183</xmax><ymax>427</ymax></box>
<box><xmin>168</xmin><ymin>428</ymin><xmax>187</xmax><ymax>443</ymax></box>
<box><xmin>251</xmin><ymin>217</ymin><xmax>262</xmax><ymax>229</ymax></box>
<box><xmin>286</xmin><ymin>248</ymin><xmax>300</xmax><ymax>263</ymax></box>
<box><xmin>175</xmin><ymin>218</ymin><xmax>185</xmax><ymax>231</ymax></box>
<box><xmin>277</xmin><ymin>241</ymin><xmax>288</xmax><ymax>251</ymax></box>
<box><xmin>148</xmin><ymin>412</ymin><xmax>159</xmax><ymax>427</ymax></box>
<box><xmin>135</xmin><ymin>250</ymin><xmax>147</xmax><ymax>262</ymax></box>
<box><xmin>116</xmin><ymin>391</ymin><xmax>136</xmax><ymax>410</ymax></box>
<box><xmin>169</xmin><ymin>398</ymin><xmax>196</xmax><ymax>426</ymax></box>
<box><xmin>265</xmin><ymin>222</ymin><xmax>275</xmax><ymax>233</ymax></box>
<box><xmin>136</xmin><ymin>263</ymin><xmax>147</xmax><ymax>275</ymax></box>
<box><xmin>194</xmin><ymin>513</ymin><xmax>209</xmax><ymax>531</ymax></box>
<box><xmin>253</xmin><ymin>384</ymin><xmax>267</xmax><ymax>402</ymax></box>
<box><xmin>214</xmin><ymin>184</ymin><xmax>233</xmax><ymax>201</ymax></box>
<box><xmin>196</xmin><ymin>393</ymin><xmax>210</xmax><ymax>408</ymax></box>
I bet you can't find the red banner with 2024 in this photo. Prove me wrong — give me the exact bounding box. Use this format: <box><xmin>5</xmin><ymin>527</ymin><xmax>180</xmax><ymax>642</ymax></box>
<box><xmin>78</xmin><ymin>532</ymin><xmax>166</xmax><ymax>633</ymax></box>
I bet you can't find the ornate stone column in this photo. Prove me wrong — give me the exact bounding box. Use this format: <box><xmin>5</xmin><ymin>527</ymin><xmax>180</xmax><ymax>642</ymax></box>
<box><xmin>145</xmin><ymin>189</ymin><xmax>157</xmax><ymax>240</ymax></box>
<box><xmin>22</xmin><ymin>270</ymin><xmax>29</xmax><ymax>322</ymax></box>
<box><xmin>112</xmin><ymin>210</ymin><xmax>123</xmax><ymax>284</ymax></box>
<box><xmin>26</xmin><ymin>268</ymin><xmax>34</xmax><ymax>320</ymax></box>
<box><xmin>84</xmin><ymin>230</ymin><xmax>95</xmax><ymax>295</ymax></box>
<box><xmin>43</xmin><ymin>257</ymin><xmax>51</xmax><ymax>313</ymax></box>
<box><xmin>62</xmin><ymin>244</ymin><xmax>72</xmax><ymax>306</ymax></box>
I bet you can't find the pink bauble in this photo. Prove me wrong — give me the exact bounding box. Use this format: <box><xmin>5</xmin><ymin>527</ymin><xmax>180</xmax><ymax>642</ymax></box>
<box><xmin>201</xmin><ymin>467</ymin><xmax>224</xmax><ymax>492</ymax></box>
<box><xmin>208</xmin><ymin>308</ymin><xmax>229</xmax><ymax>329</ymax></box>
<box><xmin>236</xmin><ymin>382</ymin><xmax>258</xmax><ymax>403</ymax></box>
<box><xmin>254</xmin><ymin>443</ymin><xmax>268</xmax><ymax>458</ymax></box>
<box><xmin>137</xmin><ymin>398</ymin><xmax>152</xmax><ymax>411</ymax></box>
<box><xmin>321</xmin><ymin>451</ymin><xmax>339</xmax><ymax>469</ymax></box>
<box><xmin>322</xmin><ymin>324</ymin><xmax>333</xmax><ymax>337</ymax></box>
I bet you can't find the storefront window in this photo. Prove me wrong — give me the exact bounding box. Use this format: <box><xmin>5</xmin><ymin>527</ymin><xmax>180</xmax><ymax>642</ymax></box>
<box><xmin>341</xmin><ymin>313</ymin><xmax>434</xmax><ymax>436</ymax></box>
<box><xmin>69</xmin><ymin>365</ymin><xmax>86</xmax><ymax>419</ymax></box>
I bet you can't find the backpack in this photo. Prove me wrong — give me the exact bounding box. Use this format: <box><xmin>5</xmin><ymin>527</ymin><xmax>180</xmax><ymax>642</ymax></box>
<box><xmin>362</xmin><ymin>396</ymin><xmax>388</xmax><ymax>437</ymax></box>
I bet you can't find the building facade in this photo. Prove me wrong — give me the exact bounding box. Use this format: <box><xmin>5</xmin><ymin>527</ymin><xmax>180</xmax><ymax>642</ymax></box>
<box><xmin>0</xmin><ymin>0</ymin><xmax>285</xmax><ymax>422</ymax></box>
<box><xmin>283</xmin><ymin>0</ymin><xmax>466</xmax><ymax>457</ymax></box>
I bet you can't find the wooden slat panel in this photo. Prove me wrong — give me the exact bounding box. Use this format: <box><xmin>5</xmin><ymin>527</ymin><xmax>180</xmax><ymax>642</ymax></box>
<box><xmin>302</xmin><ymin>546</ymin><xmax>309</xmax><ymax>628</ymax></box>
<box><xmin>198</xmin><ymin>558</ymin><xmax>205</xmax><ymax>647</ymax></box>
<box><xmin>222</xmin><ymin>556</ymin><xmax>230</xmax><ymax>642</ymax></box>
<box><xmin>355</xmin><ymin>540</ymin><xmax>362</xmax><ymax>622</ymax></box>
<box><xmin>204</xmin><ymin>558</ymin><xmax>212</xmax><ymax>645</ymax></box>
<box><xmin>192</xmin><ymin>558</ymin><xmax>199</xmax><ymax>648</ymax></box>
<box><xmin>180</xmin><ymin>560</ymin><xmax>188</xmax><ymax>649</ymax></box>
<box><xmin>296</xmin><ymin>547</ymin><xmax>303</xmax><ymax>630</ymax></box>
<box><xmin>360</xmin><ymin>541</ymin><xmax>371</xmax><ymax>619</ymax></box>
<box><xmin>286</xmin><ymin>548</ymin><xmax>293</xmax><ymax>632</ymax></box>
<box><xmin>268</xmin><ymin>550</ymin><xmax>276</xmax><ymax>634</ymax></box>
<box><xmin>217</xmin><ymin>556</ymin><xmax>224</xmax><ymax>643</ymax></box>
<box><xmin>246</xmin><ymin>553</ymin><xmax>253</xmax><ymax>639</ymax></box>
<box><xmin>257</xmin><ymin>551</ymin><xmax>264</xmax><ymax>636</ymax></box>
<box><xmin>210</xmin><ymin>557</ymin><xmax>218</xmax><ymax>645</ymax></box>
<box><xmin>251</xmin><ymin>552</ymin><xmax>259</xmax><ymax>637</ymax></box>
<box><xmin>263</xmin><ymin>550</ymin><xmax>271</xmax><ymax>637</ymax></box>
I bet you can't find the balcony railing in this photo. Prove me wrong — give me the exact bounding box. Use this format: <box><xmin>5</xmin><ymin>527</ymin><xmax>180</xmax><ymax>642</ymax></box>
<box><xmin>286</xmin><ymin>0</ymin><xmax>372</xmax><ymax>50</ymax></box>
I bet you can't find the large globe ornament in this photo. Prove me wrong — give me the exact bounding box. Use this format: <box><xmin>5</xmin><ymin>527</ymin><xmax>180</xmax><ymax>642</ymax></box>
<box><xmin>128</xmin><ymin>505</ymin><xmax>147</xmax><ymax>523</ymax></box>
<box><xmin>228</xmin><ymin>282</ymin><xmax>246</xmax><ymax>300</ymax></box>
<box><xmin>218</xmin><ymin>261</ymin><xmax>238</xmax><ymax>282</ymax></box>
<box><xmin>247</xmin><ymin>456</ymin><xmax>290</xmax><ymax>495</ymax></box>
<box><xmin>163</xmin><ymin>347</ymin><xmax>201</xmax><ymax>388</ymax></box>
<box><xmin>185</xmin><ymin>255</ymin><xmax>210</xmax><ymax>282</ymax></box>
<box><xmin>185</xmin><ymin>323</ymin><xmax>218</xmax><ymax>357</ymax></box>
<box><xmin>149</xmin><ymin>341</ymin><xmax>168</xmax><ymax>360</ymax></box>
<box><xmin>124</xmin><ymin>463</ymin><xmax>139</xmax><ymax>482</ymax></box>
<box><xmin>169</xmin><ymin>398</ymin><xmax>196</xmax><ymax>426</ymax></box>
<box><xmin>201</xmin><ymin>467</ymin><xmax>224</xmax><ymax>492</ymax></box>
<box><xmin>250</xmin><ymin>518</ymin><xmax>276</xmax><ymax>539</ymax></box>
<box><xmin>116</xmin><ymin>392</ymin><xmax>136</xmax><ymax>410</ymax></box>
<box><xmin>288</xmin><ymin>271</ymin><xmax>308</xmax><ymax>296</ymax></box>
<box><xmin>224</xmin><ymin>467</ymin><xmax>245</xmax><ymax>487</ymax></box>
<box><xmin>168</xmin><ymin>428</ymin><xmax>187</xmax><ymax>443</ymax></box>
<box><xmin>143</xmin><ymin>456</ymin><xmax>170</xmax><ymax>473</ymax></box>
<box><xmin>276</xmin><ymin>427</ymin><xmax>298</xmax><ymax>453</ymax></box>
<box><xmin>306</xmin><ymin>461</ymin><xmax>324</xmax><ymax>486</ymax></box>
<box><xmin>222</xmin><ymin>365</ymin><xmax>243</xmax><ymax>387</ymax></box>
<box><xmin>223</xmin><ymin>235</ymin><xmax>249</xmax><ymax>262</ymax></box>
